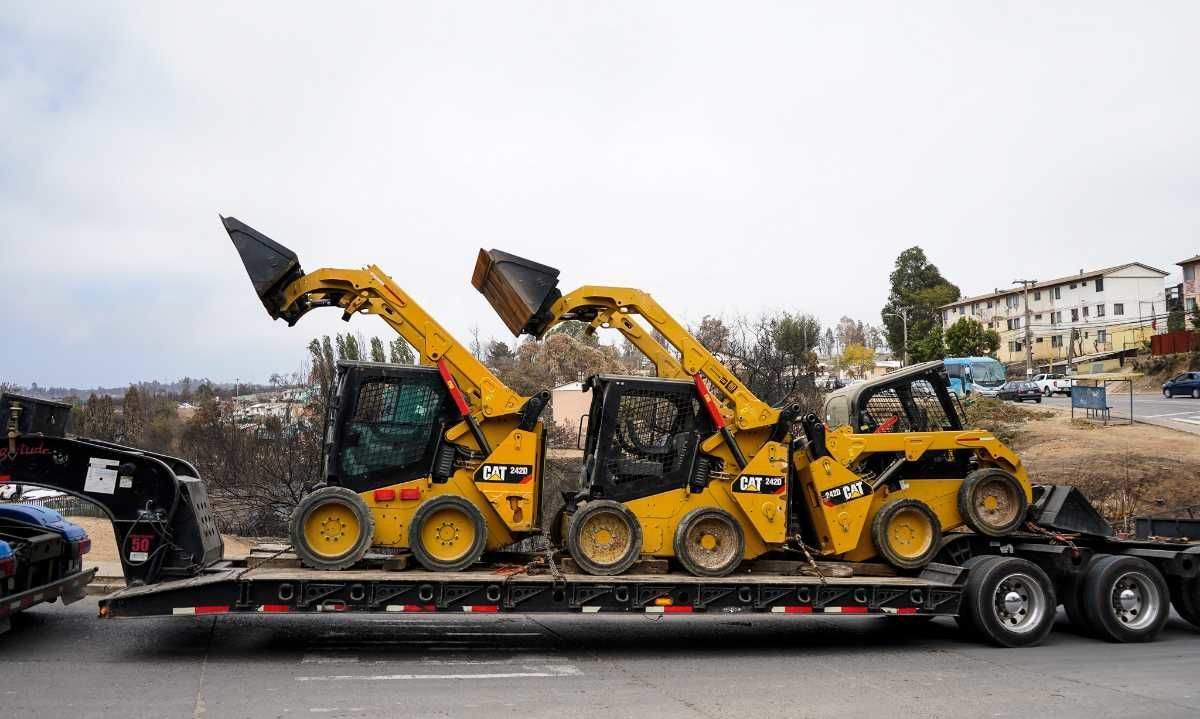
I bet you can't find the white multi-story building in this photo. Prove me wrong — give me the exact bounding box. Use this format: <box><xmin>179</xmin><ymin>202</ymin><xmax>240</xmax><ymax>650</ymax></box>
<box><xmin>940</xmin><ymin>263</ymin><xmax>1169</xmax><ymax>369</ymax></box>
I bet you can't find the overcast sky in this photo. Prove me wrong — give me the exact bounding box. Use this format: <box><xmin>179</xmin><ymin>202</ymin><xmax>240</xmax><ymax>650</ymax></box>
<box><xmin>3</xmin><ymin>3</ymin><xmax>1197</xmax><ymax>388</ymax></box>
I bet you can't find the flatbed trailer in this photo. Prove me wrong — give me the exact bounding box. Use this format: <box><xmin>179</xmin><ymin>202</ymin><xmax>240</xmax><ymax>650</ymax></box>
<box><xmin>95</xmin><ymin>527</ymin><xmax>1200</xmax><ymax>649</ymax></box>
<box><xmin>99</xmin><ymin>561</ymin><xmax>965</xmax><ymax>619</ymax></box>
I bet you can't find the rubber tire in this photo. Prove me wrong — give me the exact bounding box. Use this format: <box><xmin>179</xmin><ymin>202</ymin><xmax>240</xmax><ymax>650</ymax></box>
<box><xmin>1034</xmin><ymin>397</ymin><xmax>1042</xmax><ymax>404</ymax></box>
<box><xmin>1080</xmin><ymin>555</ymin><xmax>1170</xmax><ymax>643</ymax></box>
<box><xmin>1043</xmin><ymin>387</ymin><xmax>1052</xmax><ymax>397</ymax></box>
<box><xmin>871</xmin><ymin>499</ymin><xmax>942</xmax><ymax>570</ymax></box>
<box><xmin>566</xmin><ymin>500</ymin><xmax>643</xmax><ymax>576</ymax></box>
<box><xmin>958</xmin><ymin>556</ymin><xmax>1057</xmax><ymax>647</ymax></box>
<box><xmin>957</xmin><ymin>468</ymin><xmax>1029</xmax><ymax>537</ymax></box>
<box><xmin>1193</xmin><ymin>389</ymin><xmax>1199</xmax><ymax>399</ymax></box>
<box><xmin>954</xmin><ymin>555</ymin><xmax>996</xmax><ymax>634</ymax></box>
<box><xmin>1164</xmin><ymin>389</ymin><xmax>1172</xmax><ymax>398</ymax></box>
<box><xmin>673</xmin><ymin>507</ymin><xmax>745</xmax><ymax>577</ymax></box>
<box><xmin>289</xmin><ymin>486</ymin><xmax>375</xmax><ymax>571</ymax></box>
<box><xmin>409</xmin><ymin>495</ymin><xmax>488</xmax><ymax>572</ymax></box>
<box><xmin>1168</xmin><ymin>576</ymin><xmax>1200</xmax><ymax>629</ymax></box>
<box><xmin>1058</xmin><ymin>556</ymin><xmax>1099</xmax><ymax>636</ymax></box>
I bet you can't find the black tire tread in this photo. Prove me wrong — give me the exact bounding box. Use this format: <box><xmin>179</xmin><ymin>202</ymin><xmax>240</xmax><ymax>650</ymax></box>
<box><xmin>289</xmin><ymin>486</ymin><xmax>375</xmax><ymax>571</ymax></box>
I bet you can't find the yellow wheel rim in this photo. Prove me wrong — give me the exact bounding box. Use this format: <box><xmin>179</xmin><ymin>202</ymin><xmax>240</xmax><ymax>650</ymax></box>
<box><xmin>885</xmin><ymin>507</ymin><xmax>934</xmax><ymax>560</ymax></box>
<box><xmin>682</xmin><ymin>515</ymin><xmax>739</xmax><ymax>573</ymax></box>
<box><xmin>303</xmin><ymin>502</ymin><xmax>362</xmax><ymax>559</ymax></box>
<box><xmin>577</xmin><ymin>510</ymin><xmax>633</xmax><ymax>567</ymax></box>
<box><xmin>420</xmin><ymin>507</ymin><xmax>477</xmax><ymax>563</ymax></box>
<box><xmin>973</xmin><ymin>476</ymin><xmax>1021</xmax><ymax>530</ymax></box>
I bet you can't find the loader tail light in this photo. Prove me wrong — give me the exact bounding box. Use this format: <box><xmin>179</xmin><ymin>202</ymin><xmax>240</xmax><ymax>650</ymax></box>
<box><xmin>74</xmin><ymin>538</ymin><xmax>92</xmax><ymax>558</ymax></box>
<box><xmin>0</xmin><ymin>556</ymin><xmax>15</xmax><ymax>578</ymax></box>
<box><xmin>373</xmin><ymin>489</ymin><xmax>397</xmax><ymax>502</ymax></box>
<box><xmin>399</xmin><ymin>488</ymin><xmax>421</xmax><ymax>501</ymax></box>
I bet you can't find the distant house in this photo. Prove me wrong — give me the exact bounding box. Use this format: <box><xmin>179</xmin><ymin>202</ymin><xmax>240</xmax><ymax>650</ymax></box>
<box><xmin>940</xmin><ymin>262</ymin><xmax>1169</xmax><ymax>370</ymax></box>
<box><xmin>549</xmin><ymin>382</ymin><xmax>590</xmax><ymax>438</ymax></box>
<box><xmin>1179</xmin><ymin>254</ymin><xmax>1200</xmax><ymax>315</ymax></box>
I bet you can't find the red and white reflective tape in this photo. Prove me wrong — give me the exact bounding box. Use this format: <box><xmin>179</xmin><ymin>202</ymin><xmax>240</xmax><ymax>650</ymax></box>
<box><xmin>770</xmin><ymin>606</ymin><xmax>813</xmax><ymax>614</ymax></box>
<box><xmin>316</xmin><ymin>602</ymin><xmax>348</xmax><ymax>612</ymax></box>
<box><xmin>581</xmin><ymin>606</ymin><xmax>601</xmax><ymax>613</ymax></box>
<box><xmin>257</xmin><ymin>604</ymin><xmax>291</xmax><ymax>613</ymax></box>
<box><xmin>461</xmin><ymin>605</ymin><xmax>499</xmax><ymax>613</ymax></box>
<box><xmin>880</xmin><ymin>607</ymin><xmax>919</xmax><ymax>615</ymax></box>
<box><xmin>173</xmin><ymin>605</ymin><xmax>230</xmax><ymax>616</ymax></box>
<box><xmin>385</xmin><ymin>604</ymin><xmax>437</xmax><ymax>613</ymax></box>
<box><xmin>645</xmin><ymin>605</ymin><xmax>694</xmax><ymax>614</ymax></box>
<box><xmin>821</xmin><ymin>606</ymin><xmax>869</xmax><ymax>614</ymax></box>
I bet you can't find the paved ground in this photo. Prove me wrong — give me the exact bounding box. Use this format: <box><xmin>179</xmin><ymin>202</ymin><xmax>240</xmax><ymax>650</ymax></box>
<box><xmin>1042</xmin><ymin>393</ymin><xmax>1200</xmax><ymax>434</ymax></box>
<box><xmin>4</xmin><ymin>598</ymin><xmax>1200</xmax><ymax>719</ymax></box>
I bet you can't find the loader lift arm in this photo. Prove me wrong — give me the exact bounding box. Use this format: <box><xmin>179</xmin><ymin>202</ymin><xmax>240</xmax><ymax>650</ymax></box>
<box><xmin>224</xmin><ymin>218</ymin><xmax>535</xmax><ymax>432</ymax></box>
<box><xmin>472</xmin><ymin>249</ymin><xmax>784</xmax><ymax>434</ymax></box>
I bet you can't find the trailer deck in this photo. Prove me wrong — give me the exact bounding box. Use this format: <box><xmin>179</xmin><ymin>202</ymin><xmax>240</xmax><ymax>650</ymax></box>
<box><xmin>99</xmin><ymin>560</ymin><xmax>965</xmax><ymax>618</ymax></box>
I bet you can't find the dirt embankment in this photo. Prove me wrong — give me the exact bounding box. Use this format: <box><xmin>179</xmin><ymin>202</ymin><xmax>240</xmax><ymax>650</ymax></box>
<box><xmin>1129</xmin><ymin>352</ymin><xmax>1200</xmax><ymax>393</ymax></box>
<box><xmin>1008</xmin><ymin>410</ymin><xmax>1200</xmax><ymax>530</ymax></box>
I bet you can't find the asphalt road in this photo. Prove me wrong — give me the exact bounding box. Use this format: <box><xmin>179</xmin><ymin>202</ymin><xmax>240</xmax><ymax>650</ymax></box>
<box><xmin>4</xmin><ymin>598</ymin><xmax>1200</xmax><ymax>719</ymax></box>
<box><xmin>1041</xmin><ymin>392</ymin><xmax>1200</xmax><ymax>434</ymax></box>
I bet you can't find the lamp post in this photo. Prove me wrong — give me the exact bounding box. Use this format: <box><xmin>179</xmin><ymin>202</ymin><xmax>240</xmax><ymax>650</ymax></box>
<box><xmin>884</xmin><ymin>310</ymin><xmax>909</xmax><ymax>367</ymax></box>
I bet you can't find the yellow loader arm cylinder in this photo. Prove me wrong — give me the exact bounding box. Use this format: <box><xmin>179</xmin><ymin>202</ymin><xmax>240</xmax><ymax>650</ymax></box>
<box><xmin>472</xmin><ymin>249</ymin><xmax>782</xmax><ymax>432</ymax></box>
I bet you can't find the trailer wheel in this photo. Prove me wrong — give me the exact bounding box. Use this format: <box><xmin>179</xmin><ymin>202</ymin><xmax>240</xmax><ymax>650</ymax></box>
<box><xmin>957</xmin><ymin>468</ymin><xmax>1028</xmax><ymax>537</ymax></box>
<box><xmin>958</xmin><ymin>556</ymin><xmax>1056</xmax><ymax>647</ymax></box>
<box><xmin>673</xmin><ymin>507</ymin><xmax>744</xmax><ymax>577</ymax></box>
<box><xmin>1058</xmin><ymin>557</ymin><xmax>1098</xmax><ymax>636</ymax></box>
<box><xmin>871</xmin><ymin>499</ymin><xmax>941</xmax><ymax>570</ymax></box>
<box><xmin>409</xmin><ymin>496</ymin><xmax>488</xmax><ymax>572</ymax></box>
<box><xmin>1080</xmin><ymin>555</ymin><xmax>1170</xmax><ymax>643</ymax></box>
<box><xmin>567</xmin><ymin>500</ymin><xmax>642</xmax><ymax>576</ymax></box>
<box><xmin>1168</xmin><ymin>576</ymin><xmax>1200</xmax><ymax>629</ymax></box>
<box><xmin>290</xmin><ymin>486</ymin><xmax>375</xmax><ymax>571</ymax></box>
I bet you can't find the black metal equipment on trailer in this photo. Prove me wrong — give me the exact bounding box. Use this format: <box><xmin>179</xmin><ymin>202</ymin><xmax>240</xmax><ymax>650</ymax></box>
<box><xmin>5</xmin><ymin>393</ymin><xmax>1200</xmax><ymax>648</ymax></box>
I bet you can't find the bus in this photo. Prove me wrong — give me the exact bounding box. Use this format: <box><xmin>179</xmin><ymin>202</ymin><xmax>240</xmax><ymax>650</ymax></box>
<box><xmin>943</xmin><ymin>356</ymin><xmax>1007</xmax><ymax>397</ymax></box>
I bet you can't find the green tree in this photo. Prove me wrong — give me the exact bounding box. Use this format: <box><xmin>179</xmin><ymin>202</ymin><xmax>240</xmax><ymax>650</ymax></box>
<box><xmin>880</xmin><ymin>247</ymin><xmax>960</xmax><ymax>363</ymax></box>
<box><xmin>910</xmin><ymin>323</ymin><xmax>946</xmax><ymax>362</ymax></box>
<box><xmin>388</xmin><ymin>337</ymin><xmax>415</xmax><ymax>364</ymax></box>
<box><xmin>1168</xmin><ymin>307</ymin><xmax>1186</xmax><ymax>332</ymax></box>
<box><xmin>121</xmin><ymin>386</ymin><xmax>146</xmax><ymax>445</ymax></box>
<box><xmin>79</xmin><ymin>393</ymin><xmax>119</xmax><ymax>442</ymax></box>
<box><xmin>369</xmin><ymin>336</ymin><xmax>386</xmax><ymax>363</ymax></box>
<box><xmin>944</xmin><ymin>317</ymin><xmax>1001</xmax><ymax>357</ymax></box>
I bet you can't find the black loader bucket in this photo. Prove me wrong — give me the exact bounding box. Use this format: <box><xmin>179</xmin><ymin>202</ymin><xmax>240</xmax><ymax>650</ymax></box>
<box><xmin>1029</xmin><ymin>485</ymin><xmax>1114</xmax><ymax>538</ymax></box>
<box><xmin>222</xmin><ymin>216</ymin><xmax>306</xmax><ymax>322</ymax></box>
<box><xmin>472</xmin><ymin>249</ymin><xmax>563</xmax><ymax>336</ymax></box>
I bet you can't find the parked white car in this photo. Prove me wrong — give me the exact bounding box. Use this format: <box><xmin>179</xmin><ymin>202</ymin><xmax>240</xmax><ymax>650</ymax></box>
<box><xmin>1032</xmin><ymin>373</ymin><xmax>1072</xmax><ymax>397</ymax></box>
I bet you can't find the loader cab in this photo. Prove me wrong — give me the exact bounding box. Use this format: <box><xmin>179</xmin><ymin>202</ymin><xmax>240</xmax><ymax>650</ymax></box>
<box><xmin>823</xmin><ymin>361</ymin><xmax>964</xmax><ymax>435</ymax></box>
<box><xmin>577</xmin><ymin>375</ymin><xmax>717</xmax><ymax>503</ymax></box>
<box><xmin>325</xmin><ymin>361</ymin><xmax>459</xmax><ymax>492</ymax></box>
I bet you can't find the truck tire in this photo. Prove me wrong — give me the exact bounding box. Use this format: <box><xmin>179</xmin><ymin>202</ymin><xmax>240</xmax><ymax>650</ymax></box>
<box><xmin>566</xmin><ymin>500</ymin><xmax>642</xmax><ymax>576</ymax></box>
<box><xmin>290</xmin><ymin>486</ymin><xmax>375</xmax><ymax>571</ymax></box>
<box><xmin>1058</xmin><ymin>556</ymin><xmax>1099</xmax><ymax>636</ymax></box>
<box><xmin>1168</xmin><ymin>576</ymin><xmax>1200</xmax><ymax>629</ymax></box>
<box><xmin>1080</xmin><ymin>555</ymin><xmax>1170</xmax><ymax>643</ymax></box>
<box><xmin>409</xmin><ymin>496</ymin><xmax>488</xmax><ymax>572</ymax></box>
<box><xmin>957</xmin><ymin>468</ymin><xmax>1028</xmax><ymax>537</ymax></box>
<box><xmin>871</xmin><ymin>499</ymin><xmax>941</xmax><ymax>570</ymax></box>
<box><xmin>673</xmin><ymin>507</ymin><xmax>744</xmax><ymax>577</ymax></box>
<box><xmin>957</xmin><ymin>556</ymin><xmax>1056</xmax><ymax>647</ymax></box>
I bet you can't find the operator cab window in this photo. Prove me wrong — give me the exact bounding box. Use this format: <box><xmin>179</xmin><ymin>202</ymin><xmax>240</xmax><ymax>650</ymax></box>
<box><xmin>341</xmin><ymin>377</ymin><xmax>443</xmax><ymax>479</ymax></box>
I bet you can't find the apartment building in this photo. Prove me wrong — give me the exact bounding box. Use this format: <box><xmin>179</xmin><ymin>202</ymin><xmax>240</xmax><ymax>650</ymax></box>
<box><xmin>1180</xmin><ymin>255</ymin><xmax>1200</xmax><ymax>314</ymax></box>
<box><xmin>940</xmin><ymin>263</ymin><xmax>1169</xmax><ymax>369</ymax></box>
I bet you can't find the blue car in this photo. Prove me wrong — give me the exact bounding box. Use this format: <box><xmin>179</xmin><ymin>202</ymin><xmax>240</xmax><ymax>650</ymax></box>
<box><xmin>0</xmin><ymin>503</ymin><xmax>93</xmax><ymax>633</ymax></box>
<box><xmin>1163</xmin><ymin>372</ymin><xmax>1200</xmax><ymax>399</ymax></box>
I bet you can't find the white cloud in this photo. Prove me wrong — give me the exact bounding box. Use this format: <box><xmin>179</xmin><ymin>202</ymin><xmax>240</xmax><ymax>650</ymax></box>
<box><xmin>3</xmin><ymin>2</ymin><xmax>1198</xmax><ymax>387</ymax></box>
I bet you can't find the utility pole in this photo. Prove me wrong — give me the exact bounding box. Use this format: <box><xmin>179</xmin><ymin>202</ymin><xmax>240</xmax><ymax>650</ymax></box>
<box><xmin>1013</xmin><ymin>280</ymin><xmax>1036</xmax><ymax>377</ymax></box>
<box><xmin>884</xmin><ymin>310</ymin><xmax>908</xmax><ymax>367</ymax></box>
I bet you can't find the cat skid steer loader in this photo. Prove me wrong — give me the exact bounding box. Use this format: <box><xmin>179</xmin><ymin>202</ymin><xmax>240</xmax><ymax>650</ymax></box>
<box><xmin>472</xmin><ymin>250</ymin><xmax>1032</xmax><ymax>576</ymax></box>
<box><xmin>224</xmin><ymin>218</ymin><xmax>549</xmax><ymax>572</ymax></box>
